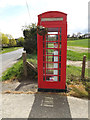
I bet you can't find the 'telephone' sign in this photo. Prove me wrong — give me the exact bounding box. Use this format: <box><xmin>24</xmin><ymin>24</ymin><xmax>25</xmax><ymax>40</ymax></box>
<box><xmin>41</xmin><ymin>17</ymin><xmax>63</xmax><ymax>21</ymax></box>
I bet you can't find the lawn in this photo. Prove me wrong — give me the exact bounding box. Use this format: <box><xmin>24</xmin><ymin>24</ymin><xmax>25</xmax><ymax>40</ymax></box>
<box><xmin>0</xmin><ymin>47</ymin><xmax>22</xmax><ymax>54</ymax></box>
<box><xmin>67</xmin><ymin>39</ymin><xmax>89</xmax><ymax>48</ymax></box>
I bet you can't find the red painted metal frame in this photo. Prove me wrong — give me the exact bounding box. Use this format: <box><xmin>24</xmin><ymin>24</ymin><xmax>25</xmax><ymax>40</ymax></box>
<box><xmin>37</xmin><ymin>11</ymin><xmax>67</xmax><ymax>90</ymax></box>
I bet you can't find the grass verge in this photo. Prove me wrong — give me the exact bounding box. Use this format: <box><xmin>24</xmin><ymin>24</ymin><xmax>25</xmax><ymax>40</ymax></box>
<box><xmin>0</xmin><ymin>47</ymin><xmax>22</xmax><ymax>54</ymax></box>
<box><xmin>1</xmin><ymin>60</ymin><xmax>23</xmax><ymax>81</ymax></box>
<box><xmin>1</xmin><ymin>53</ymin><xmax>37</xmax><ymax>81</ymax></box>
<box><xmin>66</xmin><ymin>65</ymin><xmax>89</xmax><ymax>99</ymax></box>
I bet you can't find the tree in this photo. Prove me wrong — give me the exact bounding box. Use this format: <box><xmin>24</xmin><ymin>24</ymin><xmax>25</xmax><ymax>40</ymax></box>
<box><xmin>2</xmin><ymin>33</ymin><xmax>9</xmax><ymax>47</ymax></box>
<box><xmin>9</xmin><ymin>38</ymin><xmax>16</xmax><ymax>46</ymax></box>
<box><xmin>6</xmin><ymin>34</ymin><xmax>17</xmax><ymax>46</ymax></box>
<box><xmin>67</xmin><ymin>34</ymin><xmax>70</xmax><ymax>38</ymax></box>
<box><xmin>23</xmin><ymin>24</ymin><xmax>37</xmax><ymax>54</ymax></box>
<box><xmin>77</xmin><ymin>32</ymin><xmax>82</xmax><ymax>39</ymax></box>
<box><xmin>6</xmin><ymin>34</ymin><xmax>13</xmax><ymax>40</ymax></box>
<box><xmin>17</xmin><ymin>37</ymin><xmax>24</xmax><ymax>46</ymax></box>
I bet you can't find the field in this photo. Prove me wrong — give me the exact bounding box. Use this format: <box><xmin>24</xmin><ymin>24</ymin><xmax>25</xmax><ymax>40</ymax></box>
<box><xmin>67</xmin><ymin>39</ymin><xmax>89</xmax><ymax>48</ymax></box>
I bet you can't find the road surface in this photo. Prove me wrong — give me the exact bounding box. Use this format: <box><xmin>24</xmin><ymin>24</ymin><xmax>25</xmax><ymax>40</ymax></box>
<box><xmin>0</xmin><ymin>48</ymin><xmax>24</xmax><ymax>77</ymax></box>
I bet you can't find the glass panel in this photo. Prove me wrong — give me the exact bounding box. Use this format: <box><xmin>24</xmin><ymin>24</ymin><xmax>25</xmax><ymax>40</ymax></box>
<box><xmin>46</xmin><ymin>35</ymin><xmax>58</xmax><ymax>41</ymax></box>
<box><xmin>43</xmin><ymin>69</ymin><xmax>45</xmax><ymax>74</ymax></box>
<box><xmin>46</xmin><ymin>55</ymin><xmax>59</xmax><ymax>62</ymax></box>
<box><xmin>46</xmin><ymin>63</ymin><xmax>53</xmax><ymax>68</ymax></box>
<box><xmin>59</xmin><ymin>49</ymin><xmax>61</xmax><ymax>55</ymax></box>
<box><xmin>60</xmin><ymin>35</ymin><xmax>61</xmax><ymax>41</ymax></box>
<box><xmin>44</xmin><ymin>42</ymin><xmax>61</xmax><ymax>49</ymax></box>
<box><xmin>46</xmin><ymin>69</ymin><xmax>53</xmax><ymax>74</ymax></box>
<box><xmin>43</xmin><ymin>76</ymin><xmax>45</xmax><ymax>81</ymax></box>
<box><xmin>46</xmin><ymin>76</ymin><xmax>58</xmax><ymax>82</ymax></box>
<box><xmin>45</xmin><ymin>63</ymin><xmax>59</xmax><ymax>69</ymax></box>
<box><xmin>59</xmin><ymin>56</ymin><xmax>61</xmax><ymax>61</ymax></box>
<box><xmin>59</xmin><ymin>42</ymin><xmax>61</xmax><ymax>48</ymax></box>
<box><xmin>46</xmin><ymin>49</ymin><xmax>59</xmax><ymax>55</ymax></box>
<box><xmin>45</xmin><ymin>69</ymin><xmax>58</xmax><ymax>82</ymax></box>
<box><xmin>48</xmin><ymin>32</ymin><xmax>58</xmax><ymax>34</ymax></box>
<box><xmin>59</xmin><ymin>63</ymin><xmax>61</xmax><ymax>68</ymax></box>
<box><xmin>59</xmin><ymin>76</ymin><xmax>61</xmax><ymax>81</ymax></box>
<box><xmin>43</xmin><ymin>54</ymin><xmax>46</xmax><ymax>62</ymax></box>
<box><xmin>46</xmin><ymin>55</ymin><xmax>53</xmax><ymax>62</ymax></box>
<box><xmin>59</xmin><ymin>70</ymin><xmax>61</xmax><ymax>75</ymax></box>
<box><xmin>46</xmin><ymin>42</ymin><xmax>59</xmax><ymax>48</ymax></box>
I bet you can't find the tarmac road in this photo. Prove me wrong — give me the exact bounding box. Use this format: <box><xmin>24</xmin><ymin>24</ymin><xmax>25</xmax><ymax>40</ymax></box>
<box><xmin>0</xmin><ymin>48</ymin><xmax>24</xmax><ymax>77</ymax></box>
<box><xmin>1</xmin><ymin>93</ymin><xmax>89</xmax><ymax>119</ymax></box>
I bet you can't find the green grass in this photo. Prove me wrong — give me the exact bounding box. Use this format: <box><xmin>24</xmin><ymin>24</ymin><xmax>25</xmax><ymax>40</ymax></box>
<box><xmin>0</xmin><ymin>47</ymin><xmax>22</xmax><ymax>54</ymax></box>
<box><xmin>1</xmin><ymin>53</ymin><xmax>37</xmax><ymax>81</ymax></box>
<box><xmin>67</xmin><ymin>50</ymin><xmax>88</xmax><ymax>61</ymax></box>
<box><xmin>66</xmin><ymin>65</ymin><xmax>88</xmax><ymax>82</ymax></box>
<box><xmin>27</xmin><ymin>53</ymin><xmax>37</xmax><ymax>65</ymax></box>
<box><xmin>67</xmin><ymin>39</ymin><xmax>89</xmax><ymax>48</ymax></box>
<box><xmin>1</xmin><ymin>60</ymin><xmax>23</xmax><ymax>81</ymax></box>
<box><xmin>66</xmin><ymin>65</ymin><xmax>89</xmax><ymax>99</ymax></box>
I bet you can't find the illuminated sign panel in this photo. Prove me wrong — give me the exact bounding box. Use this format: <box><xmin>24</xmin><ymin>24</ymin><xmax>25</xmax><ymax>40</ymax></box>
<box><xmin>41</xmin><ymin>17</ymin><xmax>63</xmax><ymax>21</ymax></box>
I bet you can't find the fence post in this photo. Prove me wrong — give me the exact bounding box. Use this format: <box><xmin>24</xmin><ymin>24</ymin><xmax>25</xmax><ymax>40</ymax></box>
<box><xmin>81</xmin><ymin>55</ymin><xmax>86</xmax><ymax>80</ymax></box>
<box><xmin>22</xmin><ymin>51</ymin><xmax>27</xmax><ymax>77</ymax></box>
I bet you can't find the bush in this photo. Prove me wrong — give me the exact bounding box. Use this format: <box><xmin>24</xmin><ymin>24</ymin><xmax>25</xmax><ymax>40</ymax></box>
<box><xmin>23</xmin><ymin>24</ymin><xmax>37</xmax><ymax>54</ymax></box>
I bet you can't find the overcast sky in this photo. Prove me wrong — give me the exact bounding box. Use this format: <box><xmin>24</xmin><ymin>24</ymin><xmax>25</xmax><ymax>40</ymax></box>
<box><xmin>0</xmin><ymin>0</ymin><xmax>89</xmax><ymax>38</ymax></box>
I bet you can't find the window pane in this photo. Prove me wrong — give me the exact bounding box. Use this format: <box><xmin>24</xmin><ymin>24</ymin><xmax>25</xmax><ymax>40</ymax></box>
<box><xmin>46</xmin><ymin>35</ymin><xmax>58</xmax><ymax>41</ymax></box>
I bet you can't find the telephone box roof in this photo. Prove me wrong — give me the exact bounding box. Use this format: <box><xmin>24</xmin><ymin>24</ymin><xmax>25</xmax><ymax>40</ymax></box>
<box><xmin>38</xmin><ymin>11</ymin><xmax>67</xmax><ymax>17</ymax></box>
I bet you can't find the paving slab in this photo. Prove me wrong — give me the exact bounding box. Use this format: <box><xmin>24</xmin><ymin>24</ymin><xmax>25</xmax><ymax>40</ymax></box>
<box><xmin>1</xmin><ymin>93</ymin><xmax>89</xmax><ymax>119</ymax></box>
<box><xmin>2</xmin><ymin>94</ymin><xmax>35</xmax><ymax>118</ymax></box>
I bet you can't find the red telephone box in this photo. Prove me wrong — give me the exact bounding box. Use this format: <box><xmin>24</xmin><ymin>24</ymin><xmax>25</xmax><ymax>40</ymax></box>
<box><xmin>37</xmin><ymin>11</ymin><xmax>67</xmax><ymax>92</ymax></box>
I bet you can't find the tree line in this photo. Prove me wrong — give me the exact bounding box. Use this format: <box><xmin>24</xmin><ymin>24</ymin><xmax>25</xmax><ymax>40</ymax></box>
<box><xmin>0</xmin><ymin>33</ymin><xmax>24</xmax><ymax>48</ymax></box>
<box><xmin>67</xmin><ymin>32</ymin><xmax>90</xmax><ymax>40</ymax></box>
